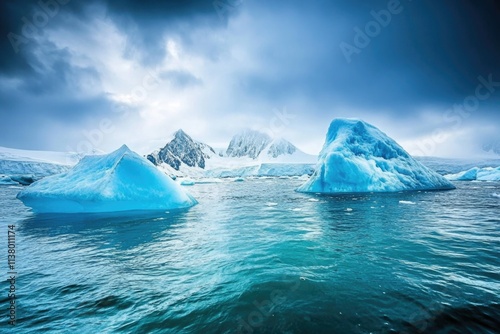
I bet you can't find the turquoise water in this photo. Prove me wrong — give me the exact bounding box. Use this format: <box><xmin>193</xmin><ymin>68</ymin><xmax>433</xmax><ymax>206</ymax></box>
<box><xmin>1</xmin><ymin>179</ymin><xmax>499</xmax><ymax>333</ymax></box>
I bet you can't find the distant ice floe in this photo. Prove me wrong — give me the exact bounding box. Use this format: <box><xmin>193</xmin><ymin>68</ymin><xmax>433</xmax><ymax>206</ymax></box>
<box><xmin>0</xmin><ymin>175</ymin><xmax>18</xmax><ymax>185</ymax></box>
<box><xmin>445</xmin><ymin>166</ymin><xmax>500</xmax><ymax>181</ymax></box>
<box><xmin>180</xmin><ymin>179</ymin><xmax>195</xmax><ymax>186</ymax></box>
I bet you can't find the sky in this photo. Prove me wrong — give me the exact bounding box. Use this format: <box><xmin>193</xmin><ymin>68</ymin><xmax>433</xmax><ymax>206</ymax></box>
<box><xmin>1</xmin><ymin>0</ymin><xmax>500</xmax><ymax>158</ymax></box>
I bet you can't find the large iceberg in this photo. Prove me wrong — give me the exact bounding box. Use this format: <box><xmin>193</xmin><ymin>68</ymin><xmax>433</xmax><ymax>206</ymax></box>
<box><xmin>297</xmin><ymin>119</ymin><xmax>456</xmax><ymax>194</ymax></box>
<box><xmin>17</xmin><ymin>145</ymin><xmax>197</xmax><ymax>213</ymax></box>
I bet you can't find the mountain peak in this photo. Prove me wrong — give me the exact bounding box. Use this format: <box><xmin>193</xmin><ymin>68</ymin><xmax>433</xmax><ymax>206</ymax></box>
<box><xmin>265</xmin><ymin>138</ymin><xmax>297</xmax><ymax>158</ymax></box>
<box><xmin>147</xmin><ymin>130</ymin><xmax>216</xmax><ymax>170</ymax></box>
<box><xmin>226</xmin><ymin>129</ymin><xmax>272</xmax><ymax>159</ymax></box>
<box><xmin>174</xmin><ymin>129</ymin><xmax>188</xmax><ymax>138</ymax></box>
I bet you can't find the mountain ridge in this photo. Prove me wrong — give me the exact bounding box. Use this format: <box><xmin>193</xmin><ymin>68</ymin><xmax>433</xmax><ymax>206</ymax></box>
<box><xmin>148</xmin><ymin>128</ymin><xmax>316</xmax><ymax>173</ymax></box>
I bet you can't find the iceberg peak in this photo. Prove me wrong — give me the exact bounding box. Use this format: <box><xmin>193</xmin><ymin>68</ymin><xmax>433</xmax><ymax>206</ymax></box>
<box><xmin>117</xmin><ymin>144</ymin><xmax>132</xmax><ymax>152</ymax></box>
<box><xmin>297</xmin><ymin>118</ymin><xmax>455</xmax><ymax>194</ymax></box>
<box><xmin>112</xmin><ymin>144</ymin><xmax>133</xmax><ymax>157</ymax></box>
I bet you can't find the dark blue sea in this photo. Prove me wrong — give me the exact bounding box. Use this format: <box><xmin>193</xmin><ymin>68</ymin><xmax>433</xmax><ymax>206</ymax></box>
<box><xmin>1</xmin><ymin>178</ymin><xmax>499</xmax><ymax>333</ymax></box>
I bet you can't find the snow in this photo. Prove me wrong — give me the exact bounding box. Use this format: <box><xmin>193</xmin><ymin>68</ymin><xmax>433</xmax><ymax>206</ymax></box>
<box><xmin>225</xmin><ymin>130</ymin><xmax>316</xmax><ymax>163</ymax></box>
<box><xmin>17</xmin><ymin>145</ymin><xmax>197</xmax><ymax>213</ymax></box>
<box><xmin>226</xmin><ymin>129</ymin><xmax>272</xmax><ymax>159</ymax></box>
<box><xmin>445</xmin><ymin>166</ymin><xmax>500</xmax><ymax>181</ymax></box>
<box><xmin>297</xmin><ymin>119</ymin><xmax>456</xmax><ymax>194</ymax></box>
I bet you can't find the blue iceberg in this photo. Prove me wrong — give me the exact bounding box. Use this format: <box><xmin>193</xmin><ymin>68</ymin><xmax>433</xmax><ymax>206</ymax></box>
<box><xmin>17</xmin><ymin>145</ymin><xmax>197</xmax><ymax>213</ymax></box>
<box><xmin>297</xmin><ymin>119</ymin><xmax>455</xmax><ymax>194</ymax></box>
<box><xmin>445</xmin><ymin>166</ymin><xmax>500</xmax><ymax>181</ymax></box>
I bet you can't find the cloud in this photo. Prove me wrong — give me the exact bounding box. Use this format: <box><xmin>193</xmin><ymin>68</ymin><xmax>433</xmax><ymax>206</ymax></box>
<box><xmin>160</xmin><ymin>70</ymin><xmax>202</xmax><ymax>89</ymax></box>
<box><xmin>0</xmin><ymin>0</ymin><xmax>499</xmax><ymax>157</ymax></box>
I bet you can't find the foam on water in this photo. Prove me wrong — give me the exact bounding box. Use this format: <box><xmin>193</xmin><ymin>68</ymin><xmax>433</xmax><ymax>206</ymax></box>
<box><xmin>399</xmin><ymin>200</ymin><xmax>416</xmax><ymax>205</ymax></box>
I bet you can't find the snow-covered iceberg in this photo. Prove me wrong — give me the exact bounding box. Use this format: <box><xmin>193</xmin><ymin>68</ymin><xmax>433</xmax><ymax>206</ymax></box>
<box><xmin>445</xmin><ymin>166</ymin><xmax>500</xmax><ymax>181</ymax></box>
<box><xmin>17</xmin><ymin>145</ymin><xmax>197</xmax><ymax>213</ymax></box>
<box><xmin>297</xmin><ymin>119</ymin><xmax>456</xmax><ymax>194</ymax></box>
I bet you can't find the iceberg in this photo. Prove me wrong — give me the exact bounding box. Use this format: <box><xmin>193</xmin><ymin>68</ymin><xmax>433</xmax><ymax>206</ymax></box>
<box><xmin>180</xmin><ymin>179</ymin><xmax>195</xmax><ymax>186</ymax></box>
<box><xmin>444</xmin><ymin>167</ymin><xmax>480</xmax><ymax>181</ymax></box>
<box><xmin>476</xmin><ymin>167</ymin><xmax>500</xmax><ymax>181</ymax></box>
<box><xmin>0</xmin><ymin>175</ymin><xmax>18</xmax><ymax>185</ymax></box>
<box><xmin>297</xmin><ymin>119</ymin><xmax>456</xmax><ymax>194</ymax></box>
<box><xmin>445</xmin><ymin>166</ymin><xmax>500</xmax><ymax>181</ymax></box>
<box><xmin>17</xmin><ymin>145</ymin><xmax>197</xmax><ymax>213</ymax></box>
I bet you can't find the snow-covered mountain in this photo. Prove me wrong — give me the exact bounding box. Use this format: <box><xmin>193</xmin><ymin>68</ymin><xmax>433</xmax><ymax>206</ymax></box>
<box><xmin>147</xmin><ymin>129</ymin><xmax>316</xmax><ymax>178</ymax></box>
<box><xmin>147</xmin><ymin>130</ymin><xmax>217</xmax><ymax>170</ymax></box>
<box><xmin>226</xmin><ymin>130</ymin><xmax>272</xmax><ymax>159</ymax></box>
<box><xmin>225</xmin><ymin>129</ymin><xmax>316</xmax><ymax>162</ymax></box>
<box><xmin>265</xmin><ymin>138</ymin><xmax>297</xmax><ymax>158</ymax></box>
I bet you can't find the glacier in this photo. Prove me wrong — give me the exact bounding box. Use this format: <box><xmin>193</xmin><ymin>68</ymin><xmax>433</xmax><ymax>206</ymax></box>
<box><xmin>204</xmin><ymin>163</ymin><xmax>315</xmax><ymax>178</ymax></box>
<box><xmin>297</xmin><ymin>119</ymin><xmax>456</xmax><ymax>194</ymax></box>
<box><xmin>0</xmin><ymin>146</ymin><xmax>78</xmax><ymax>185</ymax></box>
<box><xmin>17</xmin><ymin>145</ymin><xmax>197</xmax><ymax>213</ymax></box>
<box><xmin>445</xmin><ymin>166</ymin><xmax>500</xmax><ymax>181</ymax></box>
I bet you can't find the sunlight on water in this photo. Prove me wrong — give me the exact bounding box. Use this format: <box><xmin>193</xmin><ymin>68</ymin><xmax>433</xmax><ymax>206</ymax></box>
<box><xmin>0</xmin><ymin>179</ymin><xmax>499</xmax><ymax>333</ymax></box>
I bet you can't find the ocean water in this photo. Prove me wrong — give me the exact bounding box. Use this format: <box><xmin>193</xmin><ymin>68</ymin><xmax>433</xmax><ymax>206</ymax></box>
<box><xmin>1</xmin><ymin>179</ymin><xmax>499</xmax><ymax>333</ymax></box>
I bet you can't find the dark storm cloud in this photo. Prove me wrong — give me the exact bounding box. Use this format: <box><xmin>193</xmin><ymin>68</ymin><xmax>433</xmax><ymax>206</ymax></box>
<box><xmin>0</xmin><ymin>0</ymin><xmax>499</xmax><ymax>154</ymax></box>
<box><xmin>241</xmin><ymin>0</ymin><xmax>500</xmax><ymax>116</ymax></box>
<box><xmin>0</xmin><ymin>0</ymin><xmax>228</xmax><ymax>149</ymax></box>
<box><xmin>103</xmin><ymin>0</ymin><xmax>229</xmax><ymax>65</ymax></box>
